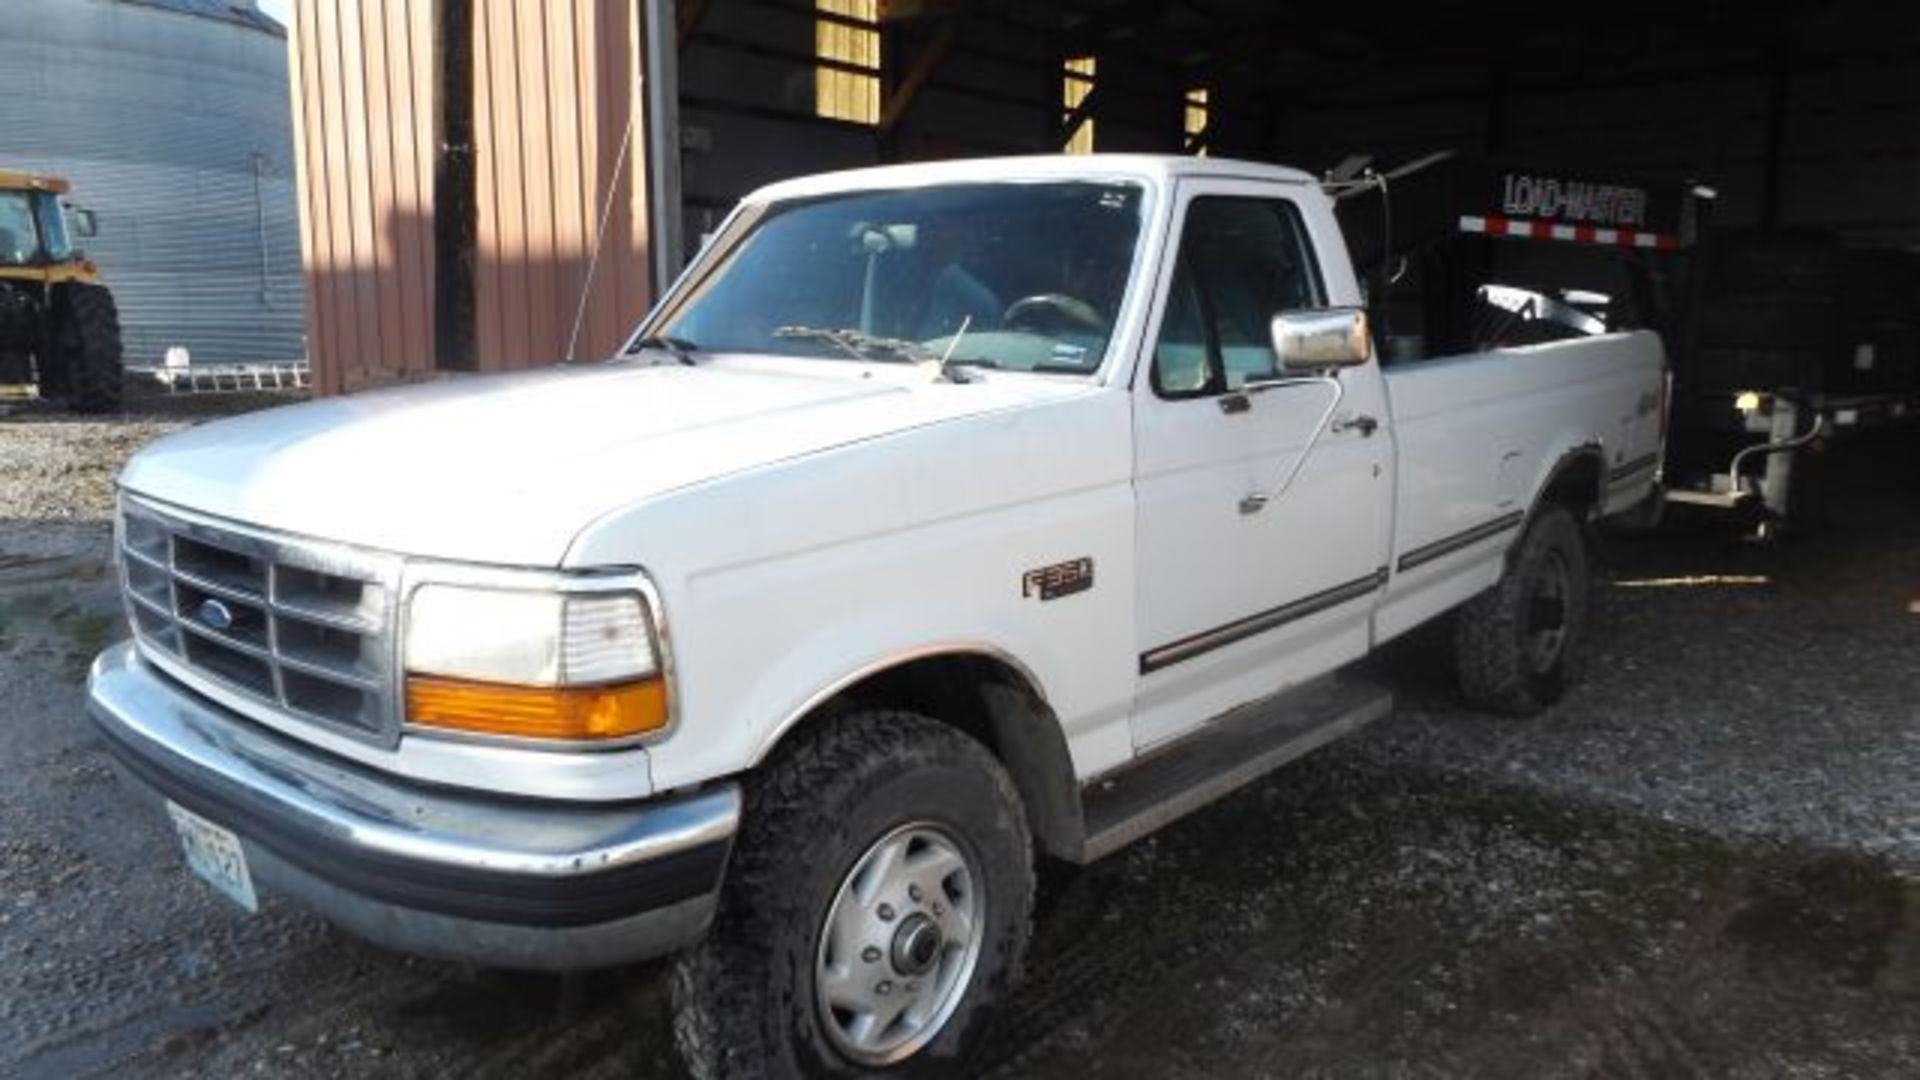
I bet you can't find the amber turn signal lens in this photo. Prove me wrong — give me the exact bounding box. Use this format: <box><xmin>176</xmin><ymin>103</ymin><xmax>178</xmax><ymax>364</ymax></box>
<box><xmin>406</xmin><ymin>675</ymin><xmax>668</xmax><ymax>742</ymax></box>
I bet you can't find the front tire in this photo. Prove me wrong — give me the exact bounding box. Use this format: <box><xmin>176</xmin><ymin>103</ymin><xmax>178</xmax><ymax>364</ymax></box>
<box><xmin>673</xmin><ymin>711</ymin><xmax>1033</xmax><ymax>1079</ymax></box>
<box><xmin>1454</xmin><ymin>505</ymin><xmax>1591</xmax><ymax>716</ymax></box>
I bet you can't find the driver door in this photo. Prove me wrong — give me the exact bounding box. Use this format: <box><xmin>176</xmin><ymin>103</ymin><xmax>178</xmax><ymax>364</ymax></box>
<box><xmin>1130</xmin><ymin>181</ymin><xmax>1393</xmax><ymax>750</ymax></box>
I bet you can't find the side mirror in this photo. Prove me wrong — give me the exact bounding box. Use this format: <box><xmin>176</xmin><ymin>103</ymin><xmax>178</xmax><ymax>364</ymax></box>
<box><xmin>68</xmin><ymin>206</ymin><xmax>98</xmax><ymax>239</ymax></box>
<box><xmin>1271</xmin><ymin>307</ymin><xmax>1370</xmax><ymax>372</ymax></box>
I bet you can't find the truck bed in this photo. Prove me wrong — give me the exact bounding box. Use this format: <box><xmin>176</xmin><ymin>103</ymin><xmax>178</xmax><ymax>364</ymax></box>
<box><xmin>1375</xmin><ymin>330</ymin><xmax>1665</xmax><ymax>642</ymax></box>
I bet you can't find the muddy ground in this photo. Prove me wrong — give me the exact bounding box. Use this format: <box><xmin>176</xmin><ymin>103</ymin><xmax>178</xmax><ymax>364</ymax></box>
<box><xmin>1</xmin><ymin>407</ymin><xmax>1915</xmax><ymax>1078</ymax></box>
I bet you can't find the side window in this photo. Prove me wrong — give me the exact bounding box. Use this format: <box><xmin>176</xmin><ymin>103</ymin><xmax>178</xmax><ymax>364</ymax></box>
<box><xmin>1151</xmin><ymin>196</ymin><xmax>1324</xmax><ymax>398</ymax></box>
<box><xmin>1152</xmin><ymin>263</ymin><xmax>1210</xmax><ymax>393</ymax></box>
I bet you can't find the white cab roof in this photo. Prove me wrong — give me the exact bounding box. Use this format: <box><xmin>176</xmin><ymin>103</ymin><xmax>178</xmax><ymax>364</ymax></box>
<box><xmin>747</xmin><ymin>154</ymin><xmax>1318</xmax><ymax>204</ymax></box>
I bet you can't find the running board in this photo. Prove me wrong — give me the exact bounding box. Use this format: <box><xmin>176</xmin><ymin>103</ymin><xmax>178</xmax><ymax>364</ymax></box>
<box><xmin>1076</xmin><ymin>676</ymin><xmax>1393</xmax><ymax>862</ymax></box>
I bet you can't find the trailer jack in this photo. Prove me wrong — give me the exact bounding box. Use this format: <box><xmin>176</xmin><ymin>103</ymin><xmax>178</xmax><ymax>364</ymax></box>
<box><xmin>1665</xmin><ymin>396</ymin><xmax>1826</xmax><ymax>533</ymax></box>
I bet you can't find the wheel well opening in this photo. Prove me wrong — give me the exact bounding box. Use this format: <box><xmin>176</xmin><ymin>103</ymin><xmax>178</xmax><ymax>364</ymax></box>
<box><xmin>794</xmin><ymin>653</ymin><xmax>1084</xmax><ymax>861</ymax></box>
<box><xmin>1542</xmin><ymin>452</ymin><xmax>1604</xmax><ymax>522</ymax></box>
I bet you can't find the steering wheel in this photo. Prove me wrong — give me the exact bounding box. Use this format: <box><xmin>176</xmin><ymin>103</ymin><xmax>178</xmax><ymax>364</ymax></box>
<box><xmin>1001</xmin><ymin>293</ymin><xmax>1105</xmax><ymax>334</ymax></box>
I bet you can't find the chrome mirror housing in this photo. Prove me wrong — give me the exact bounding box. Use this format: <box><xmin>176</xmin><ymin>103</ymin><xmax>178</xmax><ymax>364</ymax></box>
<box><xmin>1271</xmin><ymin>308</ymin><xmax>1371</xmax><ymax>371</ymax></box>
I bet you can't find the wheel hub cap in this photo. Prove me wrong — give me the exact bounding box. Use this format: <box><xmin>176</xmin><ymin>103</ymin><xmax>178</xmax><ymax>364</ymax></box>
<box><xmin>891</xmin><ymin>914</ymin><xmax>943</xmax><ymax>976</ymax></box>
<box><xmin>815</xmin><ymin>823</ymin><xmax>983</xmax><ymax>1066</ymax></box>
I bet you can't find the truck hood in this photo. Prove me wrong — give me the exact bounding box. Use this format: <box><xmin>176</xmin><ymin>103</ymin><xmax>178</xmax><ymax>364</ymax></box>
<box><xmin>120</xmin><ymin>359</ymin><xmax>1088</xmax><ymax>566</ymax></box>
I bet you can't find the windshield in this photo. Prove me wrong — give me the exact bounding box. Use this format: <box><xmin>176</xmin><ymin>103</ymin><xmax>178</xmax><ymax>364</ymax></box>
<box><xmin>0</xmin><ymin>192</ymin><xmax>37</xmax><ymax>266</ymax></box>
<box><xmin>655</xmin><ymin>180</ymin><xmax>1148</xmax><ymax>375</ymax></box>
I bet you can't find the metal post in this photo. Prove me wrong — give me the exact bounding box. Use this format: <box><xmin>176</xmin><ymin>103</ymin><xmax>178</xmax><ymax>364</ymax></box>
<box><xmin>641</xmin><ymin>0</ymin><xmax>684</xmax><ymax>301</ymax></box>
<box><xmin>1760</xmin><ymin>396</ymin><xmax>1798</xmax><ymax>518</ymax></box>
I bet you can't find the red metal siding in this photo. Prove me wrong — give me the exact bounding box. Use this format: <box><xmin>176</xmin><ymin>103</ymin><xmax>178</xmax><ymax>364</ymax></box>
<box><xmin>290</xmin><ymin>0</ymin><xmax>653</xmax><ymax>393</ymax></box>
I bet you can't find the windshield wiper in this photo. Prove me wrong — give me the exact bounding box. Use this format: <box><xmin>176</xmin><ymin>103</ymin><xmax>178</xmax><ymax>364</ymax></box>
<box><xmin>628</xmin><ymin>334</ymin><xmax>700</xmax><ymax>365</ymax></box>
<box><xmin>774</xmin><ymin>324</ymin><xmax>982</xmax><ymax>383</ymax></box>
<box><xmin>773</xmin><ymin>325</ymin><xmax>936</xmax><ymax>363</ymax></box>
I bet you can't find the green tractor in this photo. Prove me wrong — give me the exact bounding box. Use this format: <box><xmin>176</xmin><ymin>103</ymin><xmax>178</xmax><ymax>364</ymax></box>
<box><xmin>0</xmin><ymin>169</ymin><xmax>123</xmax><ymax>412</ymax></box>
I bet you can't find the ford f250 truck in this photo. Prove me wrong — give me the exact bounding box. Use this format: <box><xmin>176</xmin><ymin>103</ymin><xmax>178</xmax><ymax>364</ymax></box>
<box><xmin>88</xmin><ymin>155</ymin><xmax>1664</xmax><ymax>1078</ymax></box>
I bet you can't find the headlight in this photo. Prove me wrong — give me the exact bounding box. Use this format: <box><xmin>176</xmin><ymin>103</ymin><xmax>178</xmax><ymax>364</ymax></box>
<box><xmin>403</xmin><ymin>582</ymin><xmax>669</xmax><ymax>744</ymax></box>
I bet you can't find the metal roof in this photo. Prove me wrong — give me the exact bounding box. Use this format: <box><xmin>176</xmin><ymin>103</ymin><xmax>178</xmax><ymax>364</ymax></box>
<box><xmin>117</xmin><ymin>0</ymin><xmax>285</xmax><ymax>37</ymax></box>
<box><xmin>0</xmin><ymin>170</ymin><xmax>69</xmax><ymax>194</ymax></box>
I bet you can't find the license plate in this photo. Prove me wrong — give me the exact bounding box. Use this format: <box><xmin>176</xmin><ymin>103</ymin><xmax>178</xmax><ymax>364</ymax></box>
<box><xmin>166</xmin><ymin>800</ymin><xmax>258</xmax><ymax>913</ymax></box>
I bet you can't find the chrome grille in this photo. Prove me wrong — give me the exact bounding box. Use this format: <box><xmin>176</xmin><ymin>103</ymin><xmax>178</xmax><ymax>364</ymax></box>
<box><xmin>118</xmin><ymin>497</ymin><xmax>403</xmax><ymax>746</ymax></box>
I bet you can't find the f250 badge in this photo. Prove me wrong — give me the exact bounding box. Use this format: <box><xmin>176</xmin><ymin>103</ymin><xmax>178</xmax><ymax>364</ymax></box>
<box><xmin>1022</xmin><ymin>558</ymin><xmax>1094</xmax><ymax>601</ymax></box>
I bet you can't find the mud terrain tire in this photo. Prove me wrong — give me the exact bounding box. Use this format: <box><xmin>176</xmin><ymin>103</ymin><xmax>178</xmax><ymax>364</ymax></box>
<box><xmin>1454</xmin><ymin>506</ymin><xmax>1590</xmax><ymax>716</ymax></box>
<box><xmin>672</xmin><ymin>710</ymin><xmax>1033</xmax><ymax>1079</ymax></box>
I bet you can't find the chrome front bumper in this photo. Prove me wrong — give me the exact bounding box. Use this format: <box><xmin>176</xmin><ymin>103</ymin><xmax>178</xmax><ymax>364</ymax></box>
<box><xmin>86</xmin><ymin>641</ymin><xmax>739</xmax><ymax>972</ymax></box>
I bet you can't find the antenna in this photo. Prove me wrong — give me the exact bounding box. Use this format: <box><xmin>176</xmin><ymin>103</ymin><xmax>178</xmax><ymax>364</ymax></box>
<box><xmin>565</xmin><ymin>109</ymin><xmax>637</xmax><ymax>363</ymax></box>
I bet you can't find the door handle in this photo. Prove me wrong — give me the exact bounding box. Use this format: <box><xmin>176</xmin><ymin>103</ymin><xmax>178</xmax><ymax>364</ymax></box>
<box><xmin>1334</xmin><ymin>413</ymin><xmax>1379</xmax><ymax>437</ymax></box>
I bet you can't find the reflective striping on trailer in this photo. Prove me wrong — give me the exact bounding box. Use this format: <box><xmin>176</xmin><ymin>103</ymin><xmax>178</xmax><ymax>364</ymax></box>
<box><xmin>1458</xmin><ymin>214</ymin><xmax>1679</xmax><ymax>251</ymax></box>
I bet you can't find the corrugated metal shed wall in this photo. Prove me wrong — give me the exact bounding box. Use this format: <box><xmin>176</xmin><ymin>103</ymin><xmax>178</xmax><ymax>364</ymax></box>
<box><xmin>0</xmin><ymin>0</ymin><xmax>306</xmax><ymax>366</ymax></box>
<box><xmin>289</xmin><ymin>0</ymin><xmax>436</xmax><ymax>393</ymax></box>
<box><xmin>291</xmin><ymin>0</ymin><xmax>653</xmax><ymax>393</ymax></box>
<box><xmin>472</xmin><ymin>0</ymin><xmax>652</xmax><ymax>371</ymax></box>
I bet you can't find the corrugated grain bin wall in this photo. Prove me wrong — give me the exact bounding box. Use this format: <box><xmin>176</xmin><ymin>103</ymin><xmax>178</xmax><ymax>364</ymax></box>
<box><xmin>291</xmin><ymin>0</ymin><xmax>653</xmax><ymax>394</ymax></box>
<box><xmin>0</xmin><ymin>0</ymin><xmax>306</xmax><ymax>368</ymax></box>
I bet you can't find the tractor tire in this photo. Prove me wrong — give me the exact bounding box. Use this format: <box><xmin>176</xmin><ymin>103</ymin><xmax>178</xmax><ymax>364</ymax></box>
<box><xmin>1453</xmin><ymin>506</ymin><xmax>1591</xmax><ymax>716</ymax></box>
<box><xmin>50</xmin><ymin>283</ymin><xmax>124</xmax><ymax>414</ymax></box>
<box><xmin>672</xmin><ymin>710</ymin><xmax>1033</xmax><ymax>1080</ymax></box>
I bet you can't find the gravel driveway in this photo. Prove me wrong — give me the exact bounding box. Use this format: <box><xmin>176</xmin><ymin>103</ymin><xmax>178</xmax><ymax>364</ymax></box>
<box><xmin>2</xmin><ymin>406</ymin><xmax>1914</xmax><ymax>1078</ymax></box>
<box><xmin>1361</xmin><ymin>431</ymin><xmax>1920</xmax><ymax>866</ymax></box>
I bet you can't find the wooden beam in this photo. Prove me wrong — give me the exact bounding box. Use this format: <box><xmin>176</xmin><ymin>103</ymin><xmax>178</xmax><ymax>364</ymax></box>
<box><xmin>1060</xmin><ymin>0</ymin><xmax>1169</xmax><ymax>51</ymax></box>
<box><xmin>1182</xmin><ymin>120</ymin><xmax>1209</xmax><ymax>155</ymax></box>
<box><xmin>1059</xmin><ymin>77</ymin><xmax>1104</xmax><ymax>147</ymax></box>
<box><xmin>432</xmin><ymin>0</ymin><xmax>477</xmax><ymax>372</ymax></box>
<box><xmin>879</xmin><ymin>16</ymin><xmax>961</xmax><ymax>135</ymax></box>
<box><xmin>877</xmin><ymin>0</ymin><xmax>970</xmax><ymax>22</ymax></box>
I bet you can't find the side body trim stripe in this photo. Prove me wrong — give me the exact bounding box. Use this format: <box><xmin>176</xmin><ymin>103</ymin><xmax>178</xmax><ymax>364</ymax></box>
<box><xmin>1139</xmin><ymin>568</ymin><xmax>1387</xmax><ymax>675</ymax></box>
<box><xmin>1395</xmin><ymin>510</ymin><xmax>1526</xmax><ymax>574</ymax></box>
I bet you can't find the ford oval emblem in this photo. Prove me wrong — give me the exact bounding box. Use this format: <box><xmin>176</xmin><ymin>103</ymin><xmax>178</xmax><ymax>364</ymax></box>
<box><xmin>197</xmin><ymin>598</ymin><xmax>235</xmax><ymax>631</ymax></box>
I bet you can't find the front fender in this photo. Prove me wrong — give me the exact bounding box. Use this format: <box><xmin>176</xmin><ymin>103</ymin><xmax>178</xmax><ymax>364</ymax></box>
<box><xmin>564</xmin><ymin>388</ymin><xmax>1141</xmax><ymax>793</ymax></box>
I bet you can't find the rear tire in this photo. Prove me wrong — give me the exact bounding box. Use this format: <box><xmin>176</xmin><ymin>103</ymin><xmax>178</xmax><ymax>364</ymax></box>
<box><xmin>49</xmin><ymin>283</ymin><xmax>123</xmax><ymax>413</ymax></box>
<box><xmin>672</xmin><ymin>710</ymin><xmax>1033</xmax><ymax>1079</ymax></box>
<box><xmin>1454</xmin><ymin>506</ymin><xmax>1590</xmax><ymax>716</ymax></box>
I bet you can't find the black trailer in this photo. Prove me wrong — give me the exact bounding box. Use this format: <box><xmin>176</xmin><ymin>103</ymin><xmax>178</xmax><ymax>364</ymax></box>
<box><xmin>1334</xmin><ymin>156</ymin><xmax>1920</xmax><ymax>534</ymax></box>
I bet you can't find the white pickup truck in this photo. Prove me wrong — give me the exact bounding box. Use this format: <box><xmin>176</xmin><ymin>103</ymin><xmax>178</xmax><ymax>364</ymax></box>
<box><xmin>88</xmin><ymin>155</ymin><xmax>1664</xmax><ymax>1078</ymax></box>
